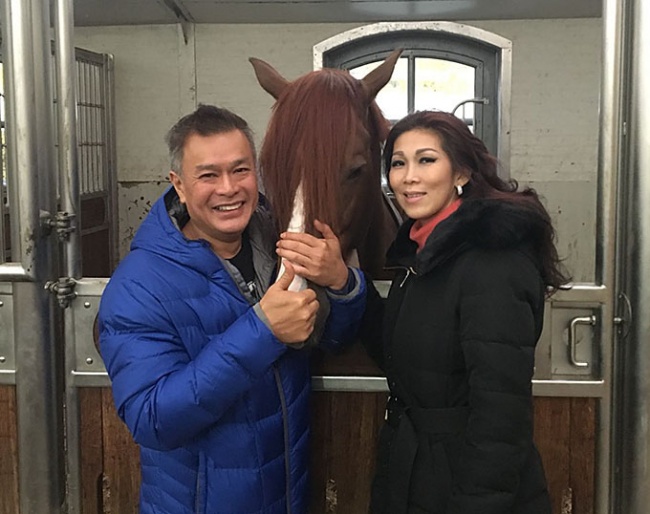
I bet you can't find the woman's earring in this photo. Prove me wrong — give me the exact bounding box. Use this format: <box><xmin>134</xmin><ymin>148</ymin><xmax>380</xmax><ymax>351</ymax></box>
<box><xmin>455</xmin><ymin>184</ymin><xmax>463</xmax><ymax>196</ymax></box>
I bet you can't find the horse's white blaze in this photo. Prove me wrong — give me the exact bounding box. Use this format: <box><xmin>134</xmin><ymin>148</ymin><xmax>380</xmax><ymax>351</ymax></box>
<box><xmin>277</xmin><ymin>182</ymin><xmax>308</xmax><ymax>292</ymax></box>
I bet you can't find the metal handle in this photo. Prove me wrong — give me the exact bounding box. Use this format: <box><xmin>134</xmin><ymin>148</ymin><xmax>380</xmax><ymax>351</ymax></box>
<box><xmin>451</xmin><ymin>97</ymin><xmax>489</xmax><ymax>116</ymax></box>
<box><xmin>568</xmin><ymin>315</ymin><xmax>596</xmax><ymax>367</ymax></box>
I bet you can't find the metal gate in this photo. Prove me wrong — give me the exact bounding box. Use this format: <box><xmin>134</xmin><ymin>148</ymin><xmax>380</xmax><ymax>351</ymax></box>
<box><xmin>0</xmin><ymin>0</ymin><xmax>115</xmax><ymax>512</ymax></box>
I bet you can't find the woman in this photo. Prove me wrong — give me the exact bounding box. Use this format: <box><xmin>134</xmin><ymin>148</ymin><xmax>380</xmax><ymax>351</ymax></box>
<box><xmin>362</xmin><ymin>111</ymin><xmax>567</xmax><ymax>514</ymax></box>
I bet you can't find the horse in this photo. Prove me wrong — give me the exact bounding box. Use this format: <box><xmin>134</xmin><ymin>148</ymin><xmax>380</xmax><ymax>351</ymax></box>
<box><xmin>248</xmin><ymin>52</ymin><xmax>403</xmax><ymax>510</ymax></box>
<box><xmin>249</xmin><ymin>51</ymin><xmax>402</xmax><ymax>284</ymax></box>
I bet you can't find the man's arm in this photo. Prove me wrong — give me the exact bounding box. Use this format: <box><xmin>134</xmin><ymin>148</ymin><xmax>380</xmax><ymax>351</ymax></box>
<box><xmin>100</xmin><ymin>268</ymin><xmax>313</xmax><ymax>452</ymax></box>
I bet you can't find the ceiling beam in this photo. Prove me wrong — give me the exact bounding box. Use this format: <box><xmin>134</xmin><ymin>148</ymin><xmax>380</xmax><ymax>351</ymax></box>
<box><xmin>159</xmin><ymin>0</ymin><xmax>194</xmax><ymax>43</ymax></box>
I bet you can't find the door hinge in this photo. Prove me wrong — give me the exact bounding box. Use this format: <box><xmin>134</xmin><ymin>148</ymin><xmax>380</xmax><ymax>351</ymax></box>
<box><xmin>45</xmin><ymin>276</ymin><xmax>77</xmax><ymax>308</ymax></box>
<box><xmin>42</xmin><ymin>210</ymin><xmax>77</xmax><ymax>242</ymax></box>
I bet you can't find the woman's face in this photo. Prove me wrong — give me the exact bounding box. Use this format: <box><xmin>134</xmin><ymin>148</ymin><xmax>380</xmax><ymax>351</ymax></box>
<box><xmin>388</xmin><ymin>129</ymin><xmax>467</xmax><ymax>223</ymax></box>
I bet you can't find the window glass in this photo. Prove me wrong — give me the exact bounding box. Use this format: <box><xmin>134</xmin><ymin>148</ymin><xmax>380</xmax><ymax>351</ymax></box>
<box><xmin>349</xmin><ymin>57</ymin><xmax>409</xmax><ymax>122</ymax></box>
<box><xmin>414</xmin><ymin>58</ymin><xmax>475</xmax><ymax>126</ymax></box>
<box><xmin>350</xmin><ymin>57</ymin><xmax>477</xmax><ymax>129</ymax></box>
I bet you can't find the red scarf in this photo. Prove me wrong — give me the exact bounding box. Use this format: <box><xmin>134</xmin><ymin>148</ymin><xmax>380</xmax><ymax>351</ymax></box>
<box><xmin>409</xmin><ymin>198</ymin><xmax>462</xmax><ymax>252</ymax></box>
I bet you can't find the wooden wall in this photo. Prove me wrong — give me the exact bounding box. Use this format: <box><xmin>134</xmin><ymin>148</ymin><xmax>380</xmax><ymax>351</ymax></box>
<box><xmin>0</xmin><ymin>389</ymin><xmax>594</xmax><ymax>514</ymax></box>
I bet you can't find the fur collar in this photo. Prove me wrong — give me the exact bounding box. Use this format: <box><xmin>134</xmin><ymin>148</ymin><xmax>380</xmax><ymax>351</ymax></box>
<box><xmin>386</xmin><ymin>198</ymin><xmax>547</xmax><ymax>275</ymax></box>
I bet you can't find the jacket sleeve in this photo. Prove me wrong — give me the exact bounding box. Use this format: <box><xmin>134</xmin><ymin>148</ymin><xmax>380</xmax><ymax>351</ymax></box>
<box><xmin>318</xmin><ymin>267</ymin><xmax>368</xmax><ymax>351</ymax></box>
<box><xmin>99</xmin><ymin>277</ymin><xmax>287</xmax><ymax>452</ymax></box>
<box><xmin>447</xmin><ymin>249</ymin><xmax>544</xmax><ymax>514</ymax></box>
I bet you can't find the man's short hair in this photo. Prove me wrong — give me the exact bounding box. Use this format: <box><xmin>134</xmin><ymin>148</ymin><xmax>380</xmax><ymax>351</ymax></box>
<box><xmin>165</xmin><ymin>104</ymin><xmax>256</xmax><ymax>174</ymax></box>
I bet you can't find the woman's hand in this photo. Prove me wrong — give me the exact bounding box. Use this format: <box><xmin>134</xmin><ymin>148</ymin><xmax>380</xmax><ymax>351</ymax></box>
<box><xmin>276</xmin><ymin>219</ymin><xmax>349</xmax><ymax>290</ymax></box>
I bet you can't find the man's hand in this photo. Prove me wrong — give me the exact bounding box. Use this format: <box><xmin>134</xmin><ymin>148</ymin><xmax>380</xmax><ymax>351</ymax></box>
<box><xmin>276</xmin><ymin>220</ymin><xmax>349</xmax><ymax>290</ymax></box>
<box><xmin>259</xmin><ymin>262</ymin><xmax>320</xmax><ymax>344</ymax></box>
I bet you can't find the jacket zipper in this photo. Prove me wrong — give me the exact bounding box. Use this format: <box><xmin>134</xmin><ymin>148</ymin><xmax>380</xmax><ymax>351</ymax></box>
<box><xmin>273</xmin><ymin>365</ymin><xmax>293</xmax><ymax>514</ymax></box>
<box><xmin>386</xmin><ymin>265</ymin><xmax>416</xmax><ymax>288</ymax></box>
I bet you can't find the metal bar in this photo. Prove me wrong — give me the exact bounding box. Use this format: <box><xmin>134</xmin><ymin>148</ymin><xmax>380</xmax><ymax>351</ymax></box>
<box><xmin>0</xmin><ymin>370</ymin><xmax>16</xmax><ymax>384</ymax></box>
<box><xmin>407</xmin><ymin>54</ymin><xmax>415</xmax><ymax>114</ymax></box>
<box><xmin>618</xmin><ymin>0</ymin><xmax>650</xmax><ymax>511</ymax></box>
<box><xmin>312</xmin><ymin>376</ymin><xmax>388</xmax><ymax>393</ymax></box>
<box><xmin>0</xmin><ymin>0</ymin><xmax>40</xmax><ymax>281</ymax></box>
<box><xmin>1</xmin><ymin>0</ymin><xmax>65</xmax><ymax>512</ymax></box>
<box><xmin>497</xmin><ymin>38</ymin><xmax>512</xmax><ymax>178</ymax></box>
<box><xmin>0</xmin><ymin>284</ymin><xmax>15</xmax><ymax>385</ymax></box>
<box><xmin>80</xmin><ymin>62</ymin><xmax>87</xmax><ymax>195</ymax></box>
<box><xmin>568</xmin><ymin>315</ymin><xmax>596</xmax><ymax>368</ymax></box>
<box><xmin>54</xmin><ymin>1</ymin><xmax>82</xmax><ymax>512</ymax></box>
<box><xmin>54</xmin><ymin>0</ymin><xmax>80</xmax><ymax>281</ymax></box>
<box><xmin>0</xmin><ymin>94</ymin><xmax>5</xmax><ymax>264</ymax></box>
<box><xmin>70</xmin><ymin>371</ymin><xmax>110</xmax><ymax>388</ymax></box>
<box><xmin>597</xmin><ymin>0</ymin><xmax>627</xmax><ymax>512</ymax></box>
<box><xmin>0</xmin><ymin>262</ymin><xmax>33</xmax><ymax>281</ymax></box>
<box><xmin>103</xmin><ymin>53</ymin><xmax>119</xmax><ymax>269</ymax></box>
<box><xmin>310</xmin><ymin>376</ymin><xmax>607</xmax><ymax>397</ymax></box>
<box><xmin>65</xmin><ymin>369</ymin><xmax>608</xmax><ymax>399</ymax></box>
<box><xmin>14</xmin><ymin>282</ymin><xmax>64</xmax><ymax>514</ymax></box>
<box><xmin>531</xmin><ymin>380</ymin><xmax>606</xmax><ymax>398</ymax></box>
<box><xmin>551</xmin><ymin>283</ymin><xmax>609</xmax><ymax>303</ymax></box>
<box><xmin>92</xmin><ymin>64</ymin><xmax>100</xmax><ymax>193</ymax></box>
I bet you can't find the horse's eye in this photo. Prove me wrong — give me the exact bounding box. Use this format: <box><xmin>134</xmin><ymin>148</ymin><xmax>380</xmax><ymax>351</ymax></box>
<box><xmin>347</xmin><ymin>166</ymin><xmax>364</xmax><ymax>181</ymax></box>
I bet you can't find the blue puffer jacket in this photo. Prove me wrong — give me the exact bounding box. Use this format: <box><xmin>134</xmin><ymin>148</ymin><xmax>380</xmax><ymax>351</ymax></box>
<box><xmin>99</xmin><ymin>187</ymin><xmax>366</xmax><ymax>514</ymax></box>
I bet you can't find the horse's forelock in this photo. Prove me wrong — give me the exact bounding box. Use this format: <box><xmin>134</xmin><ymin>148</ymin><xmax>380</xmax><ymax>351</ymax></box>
<box><xmin>261</xmin><ymin>69</ymin><xmax>381</xmax><ymax>241</ymax></box>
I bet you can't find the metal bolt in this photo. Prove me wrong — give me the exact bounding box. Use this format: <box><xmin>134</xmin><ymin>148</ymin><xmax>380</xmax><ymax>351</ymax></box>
<box><xmin>0</xmin><ymin>301</ymin><xmax>3</xmax><ymax>307</ymax></box>
<box><xmin>86</xmin><ymin>357</ymin><xmax>94</xmax><ymax>365</ymax></box>
<box><xmin>84</xmin><ymin>302</ymin><xmax>91</xmax><ymax>308</ymax></box>
<box><xmin>0</xmin><ymin>356</ymin><xmax>5</xmax><ymax>363</ymax></box>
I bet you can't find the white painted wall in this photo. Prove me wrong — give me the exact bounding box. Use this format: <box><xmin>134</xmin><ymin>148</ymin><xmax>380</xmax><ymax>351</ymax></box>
<box><xmin>74</xmin><ymin>18</ymin><xmax>601</xmax><ymax>281</ymax></box>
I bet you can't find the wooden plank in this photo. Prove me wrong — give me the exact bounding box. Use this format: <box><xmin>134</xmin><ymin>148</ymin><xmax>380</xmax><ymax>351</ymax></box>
<box><xmin>534</xmin><ymin>396</ymin><xmax>572</xmax><ymax>514</ymax></box>
<box><xmin>0</xmin><ymin>386</ymin><xmax>18</xmax><ymax>514</ymax></box>
<box><xmin>82</xmin><ymin>391</ymin><xmax>594</xmax><ymax>513</ymax></box>
<box><xmin>101</xmin><ymin>387</ymin><xmax>140</xmax><ymax>514</ymax></box>
<box><xmin>309</xmin><ymin>391</ymin><xmax>387</xmax><ymax>513</ymax></box>
<box><xmin>311</xmin><ymin>344</ymin><xmax>383</xmax><ymax>376</ymax></box>
<box><xmin>80</xmin><ymin>388</ymin><xmax>104</xmax><ymax>514</ymax></box>
<box><xmin>570</xmin><ymin>397</ymin><xmax>596</xmax><ymax>514</ymax></box>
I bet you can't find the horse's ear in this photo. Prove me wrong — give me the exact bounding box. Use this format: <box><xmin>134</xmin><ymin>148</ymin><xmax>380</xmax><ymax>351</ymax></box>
<box><xmin>360</xmin><ymin>49</ymin><xmax>402</xmax><ymax>101</ymax></box>
<box><xmin>249</xmin><ymin>57</ymin><xmax>289</xmax><ymax>100</ymax></box>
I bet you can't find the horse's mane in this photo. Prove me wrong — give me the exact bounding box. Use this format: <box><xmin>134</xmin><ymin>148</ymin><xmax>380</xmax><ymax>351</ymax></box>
<box><xmin>259</xmin><ymin>69</ymin><xmax>387</xmax><ymax>239</ymax></box>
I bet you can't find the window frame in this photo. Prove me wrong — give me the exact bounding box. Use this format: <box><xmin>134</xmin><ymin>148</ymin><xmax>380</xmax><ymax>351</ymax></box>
<box><xmin>313</xmin><ymin>21</ymin><xmax>513</xmax><ymax>178</ymax></box>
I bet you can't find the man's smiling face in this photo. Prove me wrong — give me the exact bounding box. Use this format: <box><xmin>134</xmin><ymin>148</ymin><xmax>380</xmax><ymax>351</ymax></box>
<box><xmin>170</xmin><ymin>129</ymin><xmax>258</xmax><ymax>257</ymax></box>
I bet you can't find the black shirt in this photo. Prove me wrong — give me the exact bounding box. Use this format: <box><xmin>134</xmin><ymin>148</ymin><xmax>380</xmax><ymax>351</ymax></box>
<box><xmin>227</xmin><ymin>230</ymin><xmax>259</xmax><ymax>300</ymax></box>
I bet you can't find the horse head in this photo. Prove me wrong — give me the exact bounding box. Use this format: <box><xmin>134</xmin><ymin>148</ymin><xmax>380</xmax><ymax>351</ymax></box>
<box><xmin>250</xmin><ymin>50</ymin><xmax>401</xmax><ymax>279</ymax></box>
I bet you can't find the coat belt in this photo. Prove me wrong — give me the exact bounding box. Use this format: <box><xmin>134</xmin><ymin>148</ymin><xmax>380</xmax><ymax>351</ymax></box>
<box><xmin>385</xmin><ymin>397</ymin><xmax>469</xmax><ymax>514</ymax></box>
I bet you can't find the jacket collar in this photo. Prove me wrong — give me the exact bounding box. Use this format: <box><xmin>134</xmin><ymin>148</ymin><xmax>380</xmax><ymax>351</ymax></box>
<box><xmin>131</xmin><ymin>186</ymin><xmax>277</xmax><ymax>279</ymax></box>
<box><xmin>386</xmin><ymin>198</ymin><xmax>546</xmax><ymax>275</ymax></box>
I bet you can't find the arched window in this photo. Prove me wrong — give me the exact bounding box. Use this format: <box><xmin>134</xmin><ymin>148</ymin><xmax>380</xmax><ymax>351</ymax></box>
<box><xmin>314</xmin><ymin>22</ymin><xmax>512</xmax><ymax>177</ymax></box>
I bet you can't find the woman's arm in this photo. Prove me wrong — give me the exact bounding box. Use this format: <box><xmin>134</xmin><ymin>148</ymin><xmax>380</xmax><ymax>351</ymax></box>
<box><xmin>448</xmin><ymin>249</ymin><xmax>544</xmax><ymax>514</ymax></box>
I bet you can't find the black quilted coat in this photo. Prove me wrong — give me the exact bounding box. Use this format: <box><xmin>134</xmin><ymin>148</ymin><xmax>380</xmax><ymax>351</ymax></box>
<box><xmin>363</xmin><ymin>198</ymin><xmax>552</xmax><ymax>514</ymax></box>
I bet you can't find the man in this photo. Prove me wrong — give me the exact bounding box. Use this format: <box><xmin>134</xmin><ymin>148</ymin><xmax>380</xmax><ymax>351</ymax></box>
<box><xmin>98</xmin><ymin>104</ymin><xmax>366</xmax><ymax>514</ymax></box>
